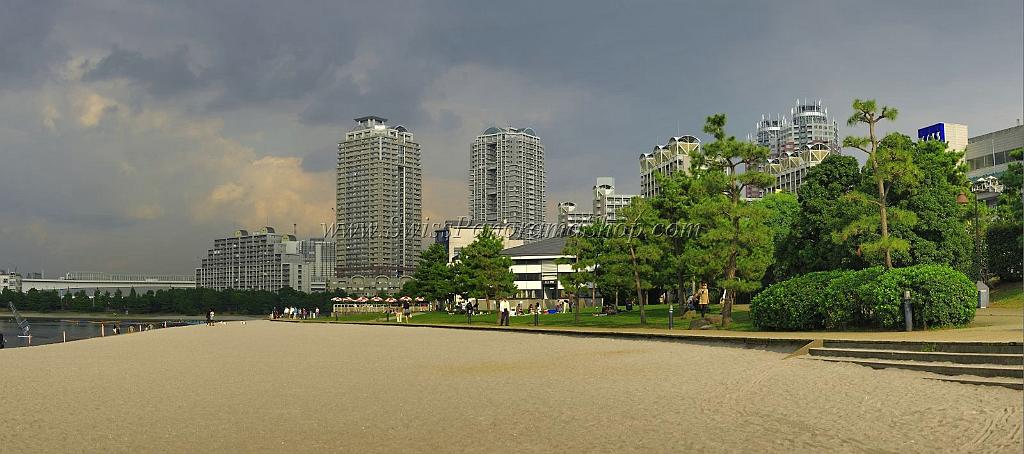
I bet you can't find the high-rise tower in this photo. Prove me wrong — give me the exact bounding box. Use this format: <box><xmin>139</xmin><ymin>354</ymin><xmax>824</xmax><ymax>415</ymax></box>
<box><xmin>468</xmin><ymin>126</ymin><xmax>546</xmax><ymax>240</ymax></box>
<box><xmin>336</xmin><ymin>116</ymin><xmax>422</xmax><ymax>282</ymax></box>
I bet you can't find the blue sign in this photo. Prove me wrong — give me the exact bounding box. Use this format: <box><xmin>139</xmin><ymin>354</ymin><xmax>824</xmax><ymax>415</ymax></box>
<box><xmin>918</xmin><ymin>123</ymin><xmax>946</xmax><ymax>142</ymax></box>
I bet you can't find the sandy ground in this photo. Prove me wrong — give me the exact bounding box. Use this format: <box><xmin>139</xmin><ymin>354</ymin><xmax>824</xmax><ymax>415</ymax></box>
<box><xmin>0</xmin><ymin>322</ymin><xmax>1020</xmax><ymax>453</ymax></box>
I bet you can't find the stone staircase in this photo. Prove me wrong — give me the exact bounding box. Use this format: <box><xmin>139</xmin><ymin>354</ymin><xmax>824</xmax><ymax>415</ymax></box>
<box><xmin>802</xmin><ymin>340</ymin><xmax>1024</xmax><ymax>390</ymax></box>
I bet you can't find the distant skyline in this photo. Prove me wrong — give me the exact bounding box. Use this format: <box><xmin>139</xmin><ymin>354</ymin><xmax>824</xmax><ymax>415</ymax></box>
<box><xmin>0</xmin><ymin>0</ymin><xmax>1021</xmax><ymax>275</ymax></box>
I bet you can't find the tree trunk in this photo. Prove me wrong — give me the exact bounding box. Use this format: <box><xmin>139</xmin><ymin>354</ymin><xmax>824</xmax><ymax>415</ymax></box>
<box><xmin>574</xmin><ymin>292</ymin><xmax>580</xmax><ymax>324</ymax></box>
<box><xmin>591</xmin><ymin>279</ymin><xmax>598</xmax><ymax>312</ymax></box>
<box><xmin>869</xmin><ymin>118</ymin><xmax>892</xmax><ymax>270</ymax></box>
<box><xmin>878</xmin><ymin>178</ymin><xmax>892</xmax><ymax>269</ymax></box>
<box><xmin>677</xmin><ymin>269</ymin><xmax>686</xmax><ymax>316</ymax></box>
<box><xmin>628</xmin><ymin>243</ymin><xmax>646</xmax><ymax>325</ymax></box>
<box><xmin>722</xmin><ymin>253</ymin><xmax>737</xmax><ymax>328</ymax></box>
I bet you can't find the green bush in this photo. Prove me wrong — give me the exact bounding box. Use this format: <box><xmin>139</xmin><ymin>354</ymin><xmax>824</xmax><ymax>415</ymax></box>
<box><xmin>860</xmin><ymin>264</ymin><xmax>976</xmax><ymax>329</ymax></box>
<box><xmin>751</xmin><ymin>264</ymin><xmax>976</xmax><ymax>331</ymax></box>
<box><xmin>750</xmin><ymin>271</ymin><xmax>842</xmax><ymax>331</ymax></box>
<box><xmin>820</xmin><ymin>267</ymin><xmax>884</xmax><ymax>329</ymax></box>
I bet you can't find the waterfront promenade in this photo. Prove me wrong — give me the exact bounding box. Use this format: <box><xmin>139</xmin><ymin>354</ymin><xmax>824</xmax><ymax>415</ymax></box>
<box><xmin>0</xmin><ymin>321</ymin><xmax>1020</xmax><ymax>452</ymax></box>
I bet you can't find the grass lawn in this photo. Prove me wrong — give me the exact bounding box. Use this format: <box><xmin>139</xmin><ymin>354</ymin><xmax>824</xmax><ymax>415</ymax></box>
<box><xmin>990</xmin><ymin>282</ymin><xmax>1023</xmax><ymax>309</ymax></box>
<box><xmin>305</xmin><ymin>304</ymin><xmax>756</xmax><ymax>331</ymax></box>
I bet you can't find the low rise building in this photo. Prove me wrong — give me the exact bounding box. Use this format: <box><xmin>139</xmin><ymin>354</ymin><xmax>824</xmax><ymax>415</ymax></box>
<box><xmin>500</xmin><ymin>237</ymin><xmax>594</xmax><ymax>306</ymax></box>
<box><xmin>556</xmin><ymin>202</ymin><xmax>595</xmax><ymax>230</ymax></box>
<box><xmin>592</xmin><ymin>177</ymin><xmax>637</xmax><ymax>222</ymax></box>
<box><xmin>1</xmin><ymin>271</ymin><xmax>22</xmax><ymax>293</ymax></box>
<box><xmin>964</xmin><ymin>123</ymin><xmax>1023</xmax><ymax>204</ymax></box>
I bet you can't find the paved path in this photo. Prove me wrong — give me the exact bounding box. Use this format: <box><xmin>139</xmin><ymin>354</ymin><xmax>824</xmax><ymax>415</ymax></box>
<box><xmin>0</xmin><ymin>321</ymin><xmax>1020</xmax><ymax>453</ymax></box>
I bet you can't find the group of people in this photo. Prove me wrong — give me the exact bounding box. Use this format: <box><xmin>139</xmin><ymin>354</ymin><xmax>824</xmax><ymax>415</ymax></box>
<box><xmin>271</xmin><ymin>306</ymin><xmax>319</xmax><ymax>320</ymax></box>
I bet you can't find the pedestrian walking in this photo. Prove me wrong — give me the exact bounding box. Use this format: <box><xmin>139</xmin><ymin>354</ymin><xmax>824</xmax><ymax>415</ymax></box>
<box><xmin>206</xmin><ymin>308</ymin><xmax>213</xmax><ymax>326</ymax></box>
<box><xmin>402</xmin><ymin>301</ymin><xmax>411</xmax><ymax>323</ymax></box>
<box><xmin>698</xmin><ymin>282</ymin><xmax>710</xmax><ymax>319</ymax></box>
<box><xmin>501</xmin><ymin>307</ymin><xmax>510</xmax><ymax>326</ymax></box>
<box><xmin>1</xmin><ymin>332</ymin><xmax>5</xmax><ymax>349</ymax></box>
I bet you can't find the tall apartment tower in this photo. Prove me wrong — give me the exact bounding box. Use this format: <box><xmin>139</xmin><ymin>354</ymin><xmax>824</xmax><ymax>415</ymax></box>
<box><xmin>639</xmin><ymin>135</ymin><xmax>701</xmax><ymax>198</ymax></box>
<box><xmin>750</xmin><ymin>99</ymin><xmax>841</xmax><ymax>195</ymax></box>
<box><xmin>468</xmin><ymin>126</ymin><xmax>546</xmax><ymax>240</ymax></box>
<box><xmin>336</xmin><ymin>116</ymin><xmax>422</xmax><ymax>281</ymax></box>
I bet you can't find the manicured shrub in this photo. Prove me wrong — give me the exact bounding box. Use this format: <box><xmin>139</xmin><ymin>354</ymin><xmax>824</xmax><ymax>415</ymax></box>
<box><xmin>820</xmin><ymin>267</ymin><xmax>884</xmax><ymax>329</ymax></box>
<box><xmin>750</xmin><ymin>271</ymin><xmax>842</xmax><ymax>331</ymax></box>
<box><xmin>860</xmin><ymin>264</ymin><xmax>976</xmax><ymax>329</ymax></box>
<box><xmin>752</xmin><ymin>264</ymin><xmax>976</xmax><ymax>331</ymax></box>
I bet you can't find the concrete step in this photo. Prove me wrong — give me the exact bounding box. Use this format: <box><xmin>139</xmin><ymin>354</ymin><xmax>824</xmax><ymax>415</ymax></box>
<box><xmin>809</xmin><ymin>347</ymin><xmax>1024</xmax><ymax>365</ymax></box>
<box><xmin>803</xmin><ymin>356</ymin><xmax>1024</xmax><ymax>379</ymax></box>
<box><xmin>822</xmin><ymin>340</ymin><xmax>1023</xmax><ymax>354</ymax></box>
<box><xmin>923</xmin><ymin>375</ymin><xmax>1024</xmax><ymax>391</ymax></box>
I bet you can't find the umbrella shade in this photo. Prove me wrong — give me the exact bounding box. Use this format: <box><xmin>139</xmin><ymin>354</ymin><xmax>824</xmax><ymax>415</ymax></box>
<box><xmin>414</xmin><ymin>297</ymin><xmax>425</xmax><ymax>302</ymax></box>
<box><xmin>385</xmin><ymin>297</ymin><xmax>398</xmax><ymax>303</ymax></box>
<box><xmin>399</xmin><ymin>296</ymin><xmax>413</xmax><ymax>301</ymax></box>
<box><xmin>330</xmin><ymin>297</ymin><xmax>344</xmax><ymax>302</ymax></box>
<box><xmin>342</xmin><ymin>297</ymin><xmax>353</xmax><ymax>302</ymax></box>
<box><xmin>356</xmin><ymin>297</ymin><xmax>369</xmax><ymax>303</ymax></box>
<box><xmin>370</xmin><ymin>296</ymin><xmax>384</xmax><ymax>302</ymax></box>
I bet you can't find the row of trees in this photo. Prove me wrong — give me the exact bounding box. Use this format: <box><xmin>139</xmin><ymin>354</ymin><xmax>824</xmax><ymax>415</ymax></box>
<box><xmin>400</xmin><ymin>228</ymin><xmax>517</xmax><ymax>309</ymax></box>
<box><xmin>557</xmin><ymin>99</ymin><xmax>1020</xmax><ymax>327</ymax></box>
<box><xmin>2</xmin><ymin>287</ymin><xmax>347</xmax><ymax>316</ymax></box>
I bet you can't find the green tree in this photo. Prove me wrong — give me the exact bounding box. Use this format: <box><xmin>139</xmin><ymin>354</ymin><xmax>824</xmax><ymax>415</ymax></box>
<box><xmin>777</xmin><ymin>154</ymin><xmax>868</xmax><ymax>277</ymax></box>
<box><xmin>610</xmin><ymin>195</ymin><xmax>664</xmax><ymax>324</ymax></box>
<box><xmin>756</xmin><ymin>192</ymin><xmax>799</xmax><ymax>285</ymax></box>
<box><xmin>686</xmin><ymin>114</ymin><xmax>775</xmax><ymax>327</ymax></box>
<box><xmin>410</xmin><ymin>242</ymin><xmax>455</xmax><ymax>307</ymax></box>
<box><xmin>836</xmin><ymin>131</ymin><xmax>922</xmax><ymax>267</ymax></box>
<box><xmin>649</xmin><ymin>172</ymin><xmax>698</xmax><ymax>308</ymax></box>
<box><xmin>843</xmin><ymin>99</ymin><xmax>917</xmax><ymax>269</ymax></box>
<box><xmin>996</xmin><ymin>148</ymin><xmax>1023</xmax><ymax>222</ymax></box>
<box><xmin>458</xmin><ymin>226</ymin><xmax>516</xmax><ymax>312</ymax></box>
<box><xmin>561</xmin><ymin>220</ymin><xmax>615</xmax><ymax>322</ymax></box>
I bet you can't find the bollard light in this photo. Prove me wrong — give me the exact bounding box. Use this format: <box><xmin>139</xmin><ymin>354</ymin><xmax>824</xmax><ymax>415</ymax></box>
<box><xmin>902</xmin><ymin>290</ymin><xmax>913</xmax><ymax>332</ymax></box>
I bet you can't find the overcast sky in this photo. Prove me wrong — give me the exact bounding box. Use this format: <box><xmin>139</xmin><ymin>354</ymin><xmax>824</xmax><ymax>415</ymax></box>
<box><xmin>1</xmin><ymin>0</ymin><xmax>1021</xmax><ymax>276</ymax></box>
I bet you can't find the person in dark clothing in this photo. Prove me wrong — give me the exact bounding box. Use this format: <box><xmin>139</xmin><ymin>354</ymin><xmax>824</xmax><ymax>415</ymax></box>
<box><xmin>0</xmin><ymin>332</ymin><xmax>5</xmax><ymax>349</ymax></box>
<box><xmin>501</xmin><ymin>308</ymin><xmax>510</xmax><ymax>326</ymax></box>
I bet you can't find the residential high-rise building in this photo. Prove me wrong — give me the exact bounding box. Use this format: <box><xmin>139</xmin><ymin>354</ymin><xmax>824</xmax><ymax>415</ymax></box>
<box><xmin>299</xmin><ymin>237</ymin><xmax>336</xmax><ymax>292</ymax></box>
<box><xmin>639</xmin><ymin>135</ymin><xmax>700</xmax><ymax>198</ymax></box>
<box><xmin>752</xmin><ymin>99</ymin><xmax>841</xmax><ymax>195</ymax></box>
<box><xmin>1</xmin><ymin>271</ymin><xmax>22</xmax><ymax>293</ymax></box>
<box><xmin>195</xmin><ymin>227</ymin><xmax>312</xmax><ymax>292</ymax></box>
<box><xmin>592</xmin><ymin>177</ymin><xmax>637</xmax><ymax>222</ymax></box>
<box><xmin>556</xmin><ymin>201</ymin><xmax>595</xmax><ymax>230</ymax></box>
<box><xmin>468</xmin><ymin>126</ymin><xmax>546</xmax><ymax>241</ymax></box>
<box><xmin>336</xmin><ymin>116</ymin><xmax>422</xmax><ymax>283</ymax></box>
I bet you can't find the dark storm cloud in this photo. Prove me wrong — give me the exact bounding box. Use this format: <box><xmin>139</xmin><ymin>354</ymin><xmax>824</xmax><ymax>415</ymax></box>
<box><xmin>82</xmin><ymin>46</ymin><xmax>204</xmax><ymax>96</ymax></box>
<box><xmin>0</xmin><ymin>0</ymin><xmax>64</xmax><ymax>89</ymax></box>
<box><xmin>0</xmin><ymin>0</ymin><xmax>1021</xmax><ymax>275</ymax></box>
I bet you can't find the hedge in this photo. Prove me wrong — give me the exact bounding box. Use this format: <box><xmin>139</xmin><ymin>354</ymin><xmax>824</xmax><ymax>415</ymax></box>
<box><xmin>750</xmin><ymin>264</ymin><xmax>976</xmax><ymax>331</ymax></box>
<box><xmin>987</xmin><ymin>222</ymin><xmax>1023</xmax><ymax>282</ymax></box>
<box><xmin>749</xmin><ymin>271</ymin><xmax>843</xmax><ymax>331</ymax></box>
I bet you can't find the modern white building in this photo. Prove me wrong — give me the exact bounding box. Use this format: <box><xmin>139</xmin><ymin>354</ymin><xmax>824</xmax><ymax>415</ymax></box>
<box><xmin>0</xmin><ymin>271</ymin><xmax>22</xmax><ymax>293</ymax></box>
<box><xmin>433</xmin><ymin>220</ymin><xmax>523</xmax><ymax>264</ymax></box>
<box><xmin>592</xmin><ymin>177</ymin><xmax>636</xmax><ymax>222</ymax></box>
<box><xmin>639</xmin><ymin>135</ymin><xmax>700</xmax><ymax>198</ymax></box>
<box><xmin>964</xmin><ymin>123</ymin><xmax>1024</xmax><ymax>204</ymax></box>
<box><xmin>751</xmin><ymin>99</ymin><xmax>841</xmax><ymax>196</ymax></box>
<box><xmin>336</xmin><ymin>116</ymin><xmax>422</xmax><ymax>281</ymax></box>
<box><xmin>918</xmin><ymin>122</ymin><xmax>970</xmax><ymax>152</ymax></box>
<box><xmin>500</xmin><ymin>237</ymin><xmax>590</xmax><ymax>304</ymax></box>
<box><xmin>468</xmin><ymin>126</ymin><xmax>546</xmax><ymax>241</ymax></box>
<box><xmin>196</xmin><ymin>227</ymin><xmax>313</xmax><ymax>292</ymax></box>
